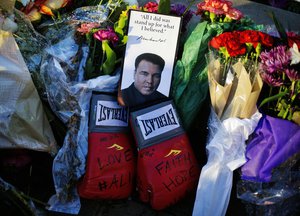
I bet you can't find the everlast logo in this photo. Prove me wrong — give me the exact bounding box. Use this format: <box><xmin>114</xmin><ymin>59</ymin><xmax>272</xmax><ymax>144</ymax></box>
<box><xmin>138</xmin><ymin>106</ymin><xmax>179</xmax><ymax>138</ymax></box>
<box><xmin>97</xmin><ymin>104</ymin><xmax>128</xmax><ymax>123</ymax></box>
<box><xmin>95</xmin><ymin>100</ymin><xmax>128</xmax><ymax>127</ymax></box>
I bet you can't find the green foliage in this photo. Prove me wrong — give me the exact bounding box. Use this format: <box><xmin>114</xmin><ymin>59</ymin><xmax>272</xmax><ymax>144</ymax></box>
<box><xmin>158</xmin><ymin>0</ymin><xmax>170</xmax><ymax>14</ymax></box>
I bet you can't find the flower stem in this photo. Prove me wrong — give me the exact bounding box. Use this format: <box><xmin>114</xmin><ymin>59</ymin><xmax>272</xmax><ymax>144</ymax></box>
<box><xmin>183</xmin><ymin>0</ymin><xmax>196</xmax><ymax>17</ymax></box>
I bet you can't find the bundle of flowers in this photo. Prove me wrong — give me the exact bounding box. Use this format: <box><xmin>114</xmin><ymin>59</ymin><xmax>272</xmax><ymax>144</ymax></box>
<box><xmin>208</xmin><ymin>29</ymin><xmax>273</xmax><ymax>119</ymax></box>
<box><xmin>238</xmin><ymin>25</ymin><xmax>300</xmax><ymax>214</ymax></box>
<box><xmin>171</xmin><ymin>0</ymin><xmax>263</xmax><ymax>130</ymax></box>
<box><xmin>75</xmin><ymin>0</ymin><xmax>193</xmax><ymax>78</ymax></box>
<box><xmin>19</xmin><ymin>0</ymin><xmax>72</xmax><ymax>22</ymax></box>
<box><xmin>192</xmin><ymin>28</ymin><xmax>273</xmax><ymax>216</ymax></box>
<box><xmin>259</xmin><ymin>35</ymin><xmax>300</xmax><ymax>124</ymax></box>
<box><xmin>190</xmin><ymin>2</ymin><xmax>274</xmax><ymax>215</ymax></box>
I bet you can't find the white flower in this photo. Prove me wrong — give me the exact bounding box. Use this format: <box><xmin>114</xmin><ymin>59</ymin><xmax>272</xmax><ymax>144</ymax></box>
<box><xmin>290</xmin><ymin>43</ymin><xmax>300</xmax><ymax>65</ymax></box>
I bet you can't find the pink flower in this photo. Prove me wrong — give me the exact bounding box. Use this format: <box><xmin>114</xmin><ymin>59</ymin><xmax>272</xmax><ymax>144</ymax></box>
<box><xmin>226</xmin><ymin>8</ymin><xmax>243</xmax><ymax>20</ymax></box>
<box><xmin>143</xmin><ymin>2</ymin><xmax>158</xmax><ymax>13</ymax></box>
<box><xmin>196</xmin><ymin>0</ymin><xmax>242</xmax><ymax>20</ymax></box>
<box><xmin>77</xmin><ymin>23</ymin><xmax>100</xmax><ymax>35</ymax></box>
<box><xmin>260</xmin><ymin>45</ymin><xmax>291</xmax><ymax>74</ymax></box>
<box><xmin>260</xmin><ymin>72</ymin><xmax>284</xmax><ymax>87</ymax></box>
<box><xmin>93</xmin><ymin>27</ymin><xmax>119</xmax><ymax>44</ymax></box>
<box><xmin>285</xmin><ymin>68</ymin><xmax>300</xmax><ymax>81</ymax></box>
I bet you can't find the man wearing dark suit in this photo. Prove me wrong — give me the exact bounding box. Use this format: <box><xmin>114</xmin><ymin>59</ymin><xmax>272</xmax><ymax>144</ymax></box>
<box><xmin>121</xmin><ymin>53</ymin><xmax>167</xmax><ymax>108</ymax></box>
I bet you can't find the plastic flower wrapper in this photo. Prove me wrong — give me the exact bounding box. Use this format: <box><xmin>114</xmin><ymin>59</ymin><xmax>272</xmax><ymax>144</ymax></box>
<box><xmin>0</xmin><ymin>5</ymin><xmax>57</xmax><ymax>154</ymax></box>
<box><xmin>171</xmin><ymin>0</ymin><xmax>263</xmax><ymax>130</ymax></box>
<box><xmin>238</xmin><ymin>115</ymin><xmax>300</xmax><ymax>215</ymax></box>
<box><xmin>32</xmin><ymin>2</ymin><xmax>131</xmax><ymax>214</ymax></box>
<box><xmin>12</xmin><ymin>9</ymin><xmax>49</xmax><ymax>98</ymax></box>
<box><xmin>192</xmin><ymin>109</ymin><xmax>261</xmax><ymax>216</ymax></box>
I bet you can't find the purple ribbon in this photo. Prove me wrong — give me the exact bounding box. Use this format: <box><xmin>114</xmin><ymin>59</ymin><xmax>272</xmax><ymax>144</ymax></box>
<box><xmin>241</xmin><ymin>114</ymin><xmax>300</xmax><ymax>182</ymax></box>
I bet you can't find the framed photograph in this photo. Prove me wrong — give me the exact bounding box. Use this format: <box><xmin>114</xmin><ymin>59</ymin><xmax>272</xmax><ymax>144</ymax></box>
<box><xmin>118</xmin><ymin>10</ymin><xmax>182</xmax><ymax>109</ymax></box>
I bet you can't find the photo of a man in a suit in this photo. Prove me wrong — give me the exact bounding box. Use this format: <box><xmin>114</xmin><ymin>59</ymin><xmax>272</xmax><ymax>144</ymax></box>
<box><xmin>121</xmin><ymin>53</ymin><xmax>167</xmax><ymax>108</ymax></box>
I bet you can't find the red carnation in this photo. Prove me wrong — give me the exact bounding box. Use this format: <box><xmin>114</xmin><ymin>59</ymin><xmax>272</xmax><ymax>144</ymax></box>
<box><xmin>240</xmin><ymin>30</ymin><xmax>260</xmax><ymax>44</ymax></box>
<box><xmin>258</xmin><ymin>32</ymin><xmax>274</xmax><ymax>47</ymax></box>
<box><xmin>287</xmin><ymin>34</ymin><xmax>300</xmax><ymax>48</ymax></box>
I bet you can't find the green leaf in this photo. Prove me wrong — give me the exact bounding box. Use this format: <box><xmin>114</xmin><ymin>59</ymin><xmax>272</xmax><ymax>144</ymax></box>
<box><xmin>122</xmin><ymin>35</ymin><xmax>128</xmax><ymax>44</ymax></box>
<box><xmin>267</xmin><ymin>11</ymin><xmax>287</xmax><ymax>41</ymax></box>
<box><xmin>158</xmin><ymin>0</ymin><xmax>170</xmax><ymax>14</ymax></box>
<box><xmin>258</xmin><ymin>90</ymin><xmax>289</xmax><ymax>109</ymax></box>
<box><xmin>84</xmin><ymin>58</ymin><xmax>95</xmax><ymax>78</ymax></box>
<box><xmin>173</xmin><ymin>21</ymin><xmax>208</xmax><ymax>101</ymax></box>
<box><xmin>114</xmin><ymin>16</ymin><xmax>127</xmax><ymax>36</ymax></box>
<box><xmin>102</xmin><ymin>41</ymin><xmax>117</xmax><ymax>75</ymax></box>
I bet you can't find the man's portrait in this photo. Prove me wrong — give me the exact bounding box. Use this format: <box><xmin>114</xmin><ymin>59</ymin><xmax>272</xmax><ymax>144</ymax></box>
<box><xmin>120</xmin><ymin>53</ymin><xmax>167</xmax><ymax>108</ymax></box>
<box><xmin>118</xmin><ymin>10</ymin><xmax>182</xmax><ymax>108</ymax></box>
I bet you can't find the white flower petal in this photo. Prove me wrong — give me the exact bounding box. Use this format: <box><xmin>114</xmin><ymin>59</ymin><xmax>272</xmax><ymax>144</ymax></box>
<box><xmin>290</xmin><ymin>43</ymin><xmax>300</xmax><ymax>65</ymax></box>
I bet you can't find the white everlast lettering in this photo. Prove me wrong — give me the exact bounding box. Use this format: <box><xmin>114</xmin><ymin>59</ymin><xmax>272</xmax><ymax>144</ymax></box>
<box><xmin>140</xmin><ymin>108</ymin><xmax>178</xmax><ymax>136</ymax></box>
<box><xmin>98</xmin><ymin>104</ymin><xmax>128</xmax><ymax>123</ymax></box>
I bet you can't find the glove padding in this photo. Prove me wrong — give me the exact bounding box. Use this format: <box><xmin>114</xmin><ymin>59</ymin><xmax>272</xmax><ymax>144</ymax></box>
<box><xmin>137</xmin><ymin>133</ymin><xmax>200</xmax><ymax>210</ymax></box>
<box><xmin>77</xmin><ymin>132</ymin><xmax>135</xmax><ymax>199</ymax></box>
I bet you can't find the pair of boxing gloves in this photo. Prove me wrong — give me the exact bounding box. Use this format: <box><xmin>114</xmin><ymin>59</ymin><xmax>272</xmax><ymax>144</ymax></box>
<box><xmin>77</xmin><ymin>93</ymin><xmax>200</xmax><ymax>210</ymax></box>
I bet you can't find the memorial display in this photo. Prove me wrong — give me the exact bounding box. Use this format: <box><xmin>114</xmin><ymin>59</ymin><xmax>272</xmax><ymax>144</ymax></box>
<box><xmin>0</xmin><ymin>0</ymin><xmax>299</xmax><ymax>215</ymax></box>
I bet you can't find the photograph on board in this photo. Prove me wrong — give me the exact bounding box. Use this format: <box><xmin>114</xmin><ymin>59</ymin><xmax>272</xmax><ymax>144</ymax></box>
<box><xmin>118</xmin><ymin>10</ymin><xmax>182</xmax><ymax>108</ymax></box>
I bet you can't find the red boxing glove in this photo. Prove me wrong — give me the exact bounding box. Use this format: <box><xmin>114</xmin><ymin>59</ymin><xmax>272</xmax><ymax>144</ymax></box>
<box><xmin>77</xmin><ymin>93</ymin><xmax>136</xmax><ymax>199</ymax></box>
<box><xmin>131</xmin><ymin>100</ymin><xmax>200</xmax><ymax>210</ymax></box>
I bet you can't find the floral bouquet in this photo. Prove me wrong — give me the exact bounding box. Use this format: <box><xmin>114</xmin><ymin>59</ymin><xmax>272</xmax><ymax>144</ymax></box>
<box><xmin>190</xmin><ymin>2</ymin><xmax>275</xmax><ymax>215</ymax></box>
<box><xmin>207</xmin><ymin>29</ymin><xmax>273</xmax><ymax>120</ymax></box>
<box><xmin>171</xmin><ymin>0</ymin><xmax>263</xmax><ymax>131</ymax></box>
<box><xmin>238</xmin><ymin>22</ymin><xmax>300</xmax><ymax>215</ymax></box>
<box><xmin>192</xmin><ymin>29</ymin><xmax>273</xmax><ymax>216</ymax></box>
